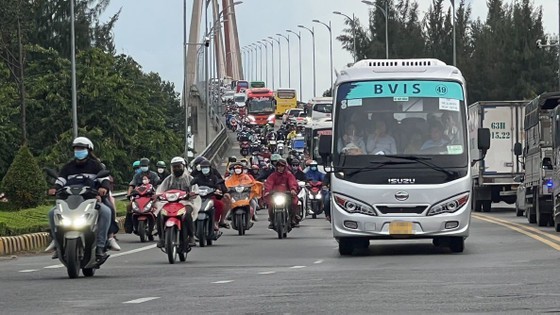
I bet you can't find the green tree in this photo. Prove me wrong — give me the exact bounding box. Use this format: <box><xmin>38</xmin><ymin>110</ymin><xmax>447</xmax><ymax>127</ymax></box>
<box><xmin>1</xmin><ymin>145</ymin><xmax>47</xmax><ymax>210</ymax></box>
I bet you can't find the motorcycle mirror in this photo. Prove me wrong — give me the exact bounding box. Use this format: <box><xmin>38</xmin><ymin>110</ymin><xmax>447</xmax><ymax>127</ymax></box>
<box><xmin>44</xmin><ymin>168</ymin><xmax>59</xmax><ymax>179</ymax></box>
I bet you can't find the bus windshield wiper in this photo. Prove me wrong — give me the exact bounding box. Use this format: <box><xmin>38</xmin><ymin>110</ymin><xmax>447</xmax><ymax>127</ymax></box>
<box><xmin>342</xmin><ymin>160</ymin><xmax>415</xmax><ymax>177</ymax></box>
<box><xmin>377</xmin><ymin>155</ymin><xmax>458</xmax><ymax>179</ymax></box>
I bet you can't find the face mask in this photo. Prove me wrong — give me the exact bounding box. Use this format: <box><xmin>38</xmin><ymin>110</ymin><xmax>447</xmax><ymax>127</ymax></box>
<box><xmin>291</xmin><ymin>165</ymin><xmax>298</xmax><ymax>170</ymax></box>
<box><xmin>201</xmin><ymin>167</ymin><xmax>210</xmax><ymax>175</ymax></box>
<box><xmin>135</xmin><ymin>168</ymin><xmax>142</xmax><ymax>174</ymax></box>
<box><xmin>173</xmin><ymin>169</ymin><xmax>184</xmax><ymax>177</ymax></box>
<box><xmin>234</xmin><ymin>168</ymin><xmax>243</xmax><ymax>175</ymax></box>
<box><xmin>140</xmin><ymin>166</ymin><xmax>149</xmax><ymax>172</ymax></box>
<box><xmin>142</xmin><ymin>179</ymin><xmax>150</xmax><ymax>185</ymax></box>
<box><xmin>157</xmin><ymin>168</ymin><xmax>164</xmax><ymax>174</ymax></box>
<box><xmin>311</xmin><ymin>166</ymin><xmax>317</xmax><ymax>171</ymax></box>
<box><xmin>74</xmin><ymin>149</ymin><xmax>88</xmax><ymax>160</ymax></box>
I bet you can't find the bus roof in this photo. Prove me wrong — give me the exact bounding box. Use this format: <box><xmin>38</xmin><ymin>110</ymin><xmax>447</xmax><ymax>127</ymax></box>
<box><xmin>276</xmin><ymin>87</ymin><xmax>296</xmax><ymax>92</ymax></box>
<box><xmin>247</xmin><ymin>88</ymin><xmax>273</xmax><ymax>96</ymax></box>
<box><xmin>337</xmin><ymin>58</ymin><xmax>464</xmax><ymax>85</ymax></box>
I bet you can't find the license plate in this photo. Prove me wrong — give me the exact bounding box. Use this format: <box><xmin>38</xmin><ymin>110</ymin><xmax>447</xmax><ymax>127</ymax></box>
<box><xmin>389</xmin><ymin>221</ymin><xmax>413</xmax><ymax>235</ymax></box>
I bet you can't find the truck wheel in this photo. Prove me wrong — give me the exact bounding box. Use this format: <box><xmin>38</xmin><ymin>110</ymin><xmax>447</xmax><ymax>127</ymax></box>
<box><xmin>473</xmin><ymin>200</ymin><xmax>482</xmax><ymax>212</ymax></box>
<box><xmin>481</xmin><ymin>201</ymin><xmax>492</xmax><ymax>212</ymax></box>
<box><xmin>527</xmin><ymin>206</ymin><xmax>537</xmax><ymax>224</ymax></box>
<box><xmin>555</xmin><ymin>220</ymin><xmax>560</xmax><ymax>232</ymax></box>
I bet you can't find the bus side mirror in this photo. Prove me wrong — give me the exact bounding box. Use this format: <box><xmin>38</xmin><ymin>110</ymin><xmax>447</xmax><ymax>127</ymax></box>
<box><xmin>543</xmin><ymin>157</ymin><xmax>553</xmax><ymax>170</ymax></box>
<box><xmin>514</xmin><ymin>142</ymin><xmax>522</xmax><ymax>156</ymax></box>
<box><xmin>318</xmin><ymin>135</ymin><xmax>332</xmax><ymax>167</ymax></box>
<box><xmin>478</xmin><ymin>128</ymin><xmax>491</xmax><ymax>154</ymax></box>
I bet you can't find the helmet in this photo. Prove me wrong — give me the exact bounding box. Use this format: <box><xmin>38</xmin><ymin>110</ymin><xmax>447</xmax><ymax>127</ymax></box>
<box><xmin>309</xmin><ymin>160</ymin><xmax>318</xmax><ymax>166</ymax></box>
<box><xmin>156</xmin><ymin>161</ymin><xmax>166</xmax><ymax>168</ymax></box>
<box><xmin>199</xmin><ymin>160</ymin><xmax>211</xmax><ymax>168</ymax></box>
<box><xmin>240</xmin><ymin>158</ymin><xmax>249</xmax><ymax>166</ymax></box>
<box><xmin>140</xmin><ymin>158</ymin><xmax>150</xmax><ymax>167</ymax></box>
<box><xmin>72</xmin><ymin>137</ymin><xmax>94</xmax><ymax>150</ymax></box>
<box><xmin>291</xmin><ymin>159</ymin><xmax>300</xmax><ymax>166</ymax></box>
<box><xmin>132</xmin><ymin>160</ymin><xmax>140</xmax><ymax>168</ymax></box>
<box><xmin>228</xmin><ymin>156</ymin><xmax>237</xmax><ymax>163</ymax></box>
<box><xmin>170</xmin><ymin>156</ymin><xmax>186</xmax><ymax>166</ymax></box>
<box><xmin>192</xmin><ymin>156</ymin><xmax>207</xmax><ymax>166</ymax></box>
<box><xmin>271</xmin><ymin>154</ymin><xmax>282</xmax><ymax>162</ymax></box>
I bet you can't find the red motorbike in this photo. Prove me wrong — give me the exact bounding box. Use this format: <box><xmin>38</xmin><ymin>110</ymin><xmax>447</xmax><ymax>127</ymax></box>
<box><xmin>158</xmin><ymin>189</ymin><xmax>196</xmax><ymax>264</ymax></box>
<box><xmin>130</xmin><ymin>184</ymin><xmax>156</xmax><ymax>242</ymax></box>
<box><xmin>306</xmin><ymin>181</ymin><xmax>324</xmax><ymax>219</ymax></box>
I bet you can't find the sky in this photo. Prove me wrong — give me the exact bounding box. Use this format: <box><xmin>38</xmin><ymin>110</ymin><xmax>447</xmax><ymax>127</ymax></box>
<box><xmin>101</xmin><ymin>0</ymin><xmax>559</xmax><ymax>101</ymax></box>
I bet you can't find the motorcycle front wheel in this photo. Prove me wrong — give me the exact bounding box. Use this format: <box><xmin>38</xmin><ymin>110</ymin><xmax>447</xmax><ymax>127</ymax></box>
<box><xmin>138</xmin><ymin>220</ymin><xmax>147</xmax><ymax>242</ymax></box>
<box><xmin>165</xmin><ymin>227</ymin><xmax>178</xmax><ymax>264</ymax></box>
<box><xmin>196</xmin><ymin>220</ymin><xmax>206</xmax><ymax>248</ymax></box>
<box><xmin>65</xmin><ymin>239</ymin><xmax>81</xmax><ymax>279</ymax></box>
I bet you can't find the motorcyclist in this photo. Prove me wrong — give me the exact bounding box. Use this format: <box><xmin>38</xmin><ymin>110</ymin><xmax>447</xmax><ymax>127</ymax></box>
<box><xmin>256</xmin><ymin>158</ymin><xmax>275</xmax><ymax>181</ymax></box>
<box><xmin>190</xmin><ymin>160</ymin><xmax>227</xmax><ymax>236</ymax></box>
<box><xmin>156</xmin><ymin>156</ymin><xmax>199</xmax><ymax>248</ymax></box>
<box><xmin>45</xmin><ymin>137</ymin><xmax>116</xmax><ymax>259</ymax></box>
<box><xmin>156</xmin><ymin>160</ymin><xmax>170</xmax><ymax>184</ymax></box>
<box><xmin>224</xmin><ymin>163</ymin><xmax>260</xmax><ymax>226</ymax></box>
<box><xmin>276</xmin><ymin>126</ymin><xmax>287</xmax><ymax>141</ymax></box>
<box><xmin>264</xmin><ymin>159</ymin><xmax>300</xmax><ymax>229</ymax></box>
<box><xmin>132</xmin><ymin>160</ymin><xmax>141</xmax><ymax>175</ymax></box>
<box><xmin>304</xmin><ymin>160</ymin><xmax>325</xmax><ymax>182</ymax></box>
<box><xmin>125</xmin><ymin>158</ymin><xmax>160</xmax><ymax>233</ymax></box>
<box><xmin>290</xmin><ymin>159</ymin><xmax>307</xmax><ymax>181</ymax></box>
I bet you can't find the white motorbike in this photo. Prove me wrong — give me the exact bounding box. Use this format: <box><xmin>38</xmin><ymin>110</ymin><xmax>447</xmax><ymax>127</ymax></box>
<box><xmin>277</xmin><ymin>140</ymin><xmax>285</xmax><ymax>155</ymax></box>
<box><xmin>297</xmin><ymin>181</ymin><xmax>308</xmax><ymax>221</ymax></box>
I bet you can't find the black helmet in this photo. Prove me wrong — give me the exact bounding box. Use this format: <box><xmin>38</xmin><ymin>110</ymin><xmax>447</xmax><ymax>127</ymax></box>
<box><xmin>140</xmin><ymin>158</ymin><xmax>150</xmax><ymax>167</ymax></box>
<box><xmin>192</xmin><ymin>156</ymin><xmax>207</xmax><ymax>166</ymax></box>
<box><xmin>199</xmin><ymin>160</ymin><xmax>211</xmax><ymax>168</ymax></box>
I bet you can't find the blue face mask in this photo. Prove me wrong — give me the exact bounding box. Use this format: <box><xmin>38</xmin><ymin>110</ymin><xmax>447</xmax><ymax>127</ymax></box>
<box><xmin>311</xmin><ymin>166</ymin><xmax>317</xmax><ymax>171</ymax></box>
<box><xmin>140</xmin><ymin>166</ymin><xmax>149</xmax><ymax>173</ymax></box>
<box><xmin>135</xmin><ymin>168</ymin><xmax>142</xmax><ymax>174</ymax></box>
<box><xmin>201</xmin><ymin>167</ymin><xmax>210</xmax><ymax>175</ymax></box>
<box><xmin>74</xmin><ymin>149</ymin><xmax>88</xmax><ymax>160</ymax></box>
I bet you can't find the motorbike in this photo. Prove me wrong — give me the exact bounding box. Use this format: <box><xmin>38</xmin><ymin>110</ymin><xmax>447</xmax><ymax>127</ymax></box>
<box><xmin>45</xmin><ymin>169</ymin><xmax>111</xmax><ymax>279</ymax></box>
<box><xmin>268</xmin><ymin>140</ymin><xmax>277</xmax><ymax>154</ymax></box>
<box><xmin>240</xmin><ymin>140</ymin><xmax>250</xmax><ymax>157</ymax></box>
<box><xmin>271</xmin><ymin>192</ymin><xmax>292</xmax><ymax>239</ymax></box>
<box><xmin>158</xmin><ymin>189</ymin><xmax>197</xmax><ymax>264</ymax></box>
<box><xmin>297</xmin><ymin>181</ymin><xmax>308</xmax><ymax>221</ymax></box>
<box><xmin>277</xmin><ymin>140</ymin><xmax>285</xmax><ymax>155</ymax></box>
<box><xmin>130</xmin><ymin>184</ymin><xmax>156</xmax><ymax>242</ymax></box>
<box><xmin>194</xmin><ymin>186</ymin><xmax>219</xmax><ymax>247</ymax></box>
<box><xmin>306</xmin><ymin>181</ymin><xmax>324</xmax><ymax>219</ymax></box>
<box><xmin>228</xmin><ymin>185</ymin><xmax>254</xmax><ymax>236</ymax></box>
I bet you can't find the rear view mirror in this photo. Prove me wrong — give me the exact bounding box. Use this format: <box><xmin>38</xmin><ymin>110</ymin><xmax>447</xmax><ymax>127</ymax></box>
<box><xmin>96</xmin><ymin>170</ymin><xmax>111</xmax><ymax>178</ymax></box>
<box><xmin>44</xmin><ymin>168</ymin><xmax>59</xmax><ymax>179</ymax></box>
<box><xmin>478</xmin><ymin>128</ymin><xmax>491</xmax><ymax>152</ymax></box>
<box><xmin>318</xmin><ymin>135</ymin><xmax>332</xmax><ymax>166</ymax></box>
<box><xmin>543</xmin><ymin>157</ymin><xmax>553</xmax><ymax>170</ymax></box>
<box><xmin>514</xmin><ymin>142</ymin><xmax>522</xmax><ymax>156</ymax></box>
<box><xmin>513</xmin><ymin>175</ymin><xmax>524</xmax><ymax>183</ymax></box>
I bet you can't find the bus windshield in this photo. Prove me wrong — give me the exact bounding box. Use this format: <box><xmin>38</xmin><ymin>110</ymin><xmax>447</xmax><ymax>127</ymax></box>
<box><xmin>277</xmin><ymin>90</ymin><xmax>296</xmax><ymax>99</ymax></box>
<box><xmin>247</xmin><ymin>98</ymin><xmax>275</xmax><ymax>113</ymax></box>
<box><xmin>313</xmin><ymin>103</ymin><xmax>332</xmax><ymax>113</ymax></box>
<box><xmin>334</xmin><ymin>80</ymin><xmax>467</xmax><ymax>167</ymax></box>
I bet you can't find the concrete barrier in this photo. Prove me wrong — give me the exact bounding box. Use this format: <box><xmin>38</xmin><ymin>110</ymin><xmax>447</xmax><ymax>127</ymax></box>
<box><xmin>0</xmin><ymin>232</ymin><xmax>50</xmax><ymax>256</ymax></box>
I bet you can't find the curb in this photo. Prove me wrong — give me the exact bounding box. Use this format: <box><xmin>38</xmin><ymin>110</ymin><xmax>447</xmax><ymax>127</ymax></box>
<box><xmin>0</xmin><ymin>216</ymin><xmax>126</xmax><ymax>256</ymax></box>
<box><xmin>0</xmin><ymin>232</ymin><xmax>51</xmax><ymax>256</ymax></box>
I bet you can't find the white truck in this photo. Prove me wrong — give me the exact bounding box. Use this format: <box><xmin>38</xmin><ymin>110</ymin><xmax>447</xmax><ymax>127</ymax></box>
<box><xmin>469</xmin><ymin>101</ymin><xmax>526</xmax><ymax>212</ymax></box>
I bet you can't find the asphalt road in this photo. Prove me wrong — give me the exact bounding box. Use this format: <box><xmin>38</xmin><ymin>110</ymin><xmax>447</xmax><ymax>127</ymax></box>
<box><xmin>2</xmin><ymin>132</ymin><xmax>560</xmax><ymax>314</ymax></box>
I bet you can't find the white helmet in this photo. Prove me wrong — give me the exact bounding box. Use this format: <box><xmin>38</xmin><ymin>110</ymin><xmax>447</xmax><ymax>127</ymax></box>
<box><xmin>72</xmin><ymin>137</ymin><xmax>94</xmax><ymax>150</ymax></box>
<box><xmin>309</xmin><ymin>160</ymin><xmax>318</xmax><ymax>166</ymax></box>
<box><xmin>170</xmin><ymin>156</ymin><xmax>186</xmax><ymax>166</ymax></box>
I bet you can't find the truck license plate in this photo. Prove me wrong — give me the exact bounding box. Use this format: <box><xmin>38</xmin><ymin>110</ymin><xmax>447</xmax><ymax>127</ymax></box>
<box><xmin>389</xmin><ymin>221</ymin><xmax>413</xmax><ymax>235</ymax></box>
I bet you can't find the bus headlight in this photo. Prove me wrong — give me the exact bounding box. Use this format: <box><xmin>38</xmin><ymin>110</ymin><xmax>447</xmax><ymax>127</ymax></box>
<box><xmin>333</xmin><ymin>193</ymin><xmax>376</xmax><ymax>216</ymax></box>
<box><xmin>427</xmin><ymin>192</ymin><xmax>469</xmax><ymax>216</ymax></box>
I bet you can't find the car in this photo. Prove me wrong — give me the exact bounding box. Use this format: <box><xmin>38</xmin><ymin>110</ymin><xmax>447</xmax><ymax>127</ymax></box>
<box><xmin>282</xmin><ymin>108</ymin><xmax>303</xmax><ymax>124</ymax></box>
<box><xmin>221</xmin><ymin>90</ymin><xmax>235</xmax><ymax>104</ymax></box>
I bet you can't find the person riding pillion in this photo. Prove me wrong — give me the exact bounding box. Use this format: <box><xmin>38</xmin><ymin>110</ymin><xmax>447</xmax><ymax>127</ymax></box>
<box><xmin>190</xmin><ymin>159</ymin><xmax>227</xmax><ymax>236</ymax></box>
<box><xmin>45</xmin><ymin>137</ymin><xmax>118</xmax><ymax>259</ymax></box>
<box><xmin>156</xmin><ymin>160</ymin><xmax>170</xmax><ymax>184</ymax></box>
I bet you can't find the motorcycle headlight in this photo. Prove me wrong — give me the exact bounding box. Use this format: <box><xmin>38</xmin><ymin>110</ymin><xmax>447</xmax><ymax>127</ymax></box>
<box><xmin>73</xmin><ymin>216</ymin><xmax>87</xmax><ymax>228</ymax></box>
<box><xmin>61</xmin><ymin>216</ymin><xmax>72</xmax><ymax>227</ymax></box>
<box><xmin>160</xmin><ymin>209</ymin><xmax>167</xmax><ymax>216</ymax></box>
<box><xmin>132</xmin><ymin>202</ymin><xmax>139</xmax><ymax>211</ymax></box>
<box><xmin>177</xmin><ymin>207</ymin><xmax>187</xmax><ymax>216</ymax></box>
<box><xmin>333</xmin><ymin>193</ymin><xmax>376</xmax><ymax>216</ymax></box>
<box><xmin>166</xmin><ymin>192</ymin><xmax>180</xmax><ymax>202</ymax></box>
<box><xmin>143</xmin><ymin>201</ymin><xmax>154</xmax><ymax>212</ymax></box>
<box><xmin>235</xmin><ymin>186</ymin><xmax>245</xmax><ymax>193</ymax></box>
<box><xmin>427</xmin><ymin>192</ymin><xmax>469</xmax><ymax>216</ymax></box>
<box><xmin>273</xmin><ymin>195</ymin><xmax>287</xmax><ymax>205</ymax></box>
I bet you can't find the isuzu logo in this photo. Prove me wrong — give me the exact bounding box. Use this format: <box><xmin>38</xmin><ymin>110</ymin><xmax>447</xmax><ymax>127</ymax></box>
<box><xmin>395</xmin><ymin>191</ymin><xmax>409</xmax><ymax>201</ymax></box>
<box><xmin>388</xmin><ymin>178</ymin><xmax>416</xmax><ymax>184</ymax></box>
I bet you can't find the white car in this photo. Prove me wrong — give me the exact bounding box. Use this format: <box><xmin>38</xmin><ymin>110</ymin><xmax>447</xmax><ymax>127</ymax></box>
<box><xmin>222</xmin><ymin>90</ymin><xmax>235</xmax><ymax>104</ymax></box>
<box><xmin>233</xmin><ymin>93</ymin><xmax>246</xmax><ymax>107</ymax></box>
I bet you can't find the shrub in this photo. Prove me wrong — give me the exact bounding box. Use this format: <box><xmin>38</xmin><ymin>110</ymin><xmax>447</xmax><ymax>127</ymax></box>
<box><xmin>1</xmin><ymin>145</ymin><xmax>47</xmax><ymax>210</ymax></box>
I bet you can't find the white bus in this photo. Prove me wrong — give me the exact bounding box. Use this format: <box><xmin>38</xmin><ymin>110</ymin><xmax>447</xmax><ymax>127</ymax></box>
<box><xmin>318</xmin><ymin>59</ymin><xmax>490</xmax><ymax>255</ymax></box>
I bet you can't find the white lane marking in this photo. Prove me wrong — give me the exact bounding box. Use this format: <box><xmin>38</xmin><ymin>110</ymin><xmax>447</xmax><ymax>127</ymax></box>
<box><xmin>314</xmin><ymin>260</ymin><xmax>324</xmax><ymax>264</ymax></box>
<box><xmin>19</xmin><ymin>269</ymin><xmax>38</xmax><ymax>273</ymax></box>
<box><xmin>290</xmin><ymin>266</ymin><xmax>306</xmax><ymax>269</ymax></box>
<box><xmin>123</xmin><ymin>297</ymin><xmax>160</xmax><ymax>304</ymax></box>
<box><xmin>258</xmin><ymin>271</ymin><xmax>276</xmax><ymax>275</ymax></box>
<box><xmin>42</xmin><ymin>244</ymin><xmax>156</xmax><ymax>269</ymax></box>
<box><xmin>212</xmin><ymin>280</ymin><xmax>234</xmax><ymax>284</ymax></box>
<box><xmin>110</xmin><ymin>244</ymin><xmax>156</xmax><ymax>258</ymax></box>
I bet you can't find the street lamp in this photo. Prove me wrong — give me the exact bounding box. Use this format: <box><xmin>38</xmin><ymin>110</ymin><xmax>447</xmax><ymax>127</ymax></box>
<box><xmin>313</xmin><ymin>19</ymin><xmax>334</xmax><ymax>91</ymax></box>
<box><xmin>362</xmin><ymin>0</ymin><xmax>388</xmax><ymax>59</ymax></box>
<box><xmin>258</xmin><ymin>40</ymin><xmax>268</xmax><ymax>84</ymax></box>
<box><xmin>277</xmin><ymin>33</ymin><xmax>291</xmax><ymax>88</ymax></box>
<box><xmin>70</xmin><ymin>0</ymin><xmax>78</xmax><ymax>138</ymax></box>
<box><xmin>333</xmin><ymin>11</ymin><xmax>357</xmax><ymax>63</ymax></box>
<box><xmin>251</xmin><ymin>44</ymin><xmax>258</xmax><ymax>80</ymax></box>
<box><xmin>256</xmin><ymin>43</ymin><xmax>263</xmax><ymax>80</ymax></box>
<box><xmin>269</xmin><ymin>36</ymin><xmax>282</xmax><ymax>87</ymax></box>
<box><xmin>286</xmin><ymin>29</ymin><xmax>303</xmax><ymax>100</ymax></box>
<box><xmin>263</xmin><ymin>38</ymin><xmax>275</xmax><ymax>90</ymax></box>
<box><xmin>450</xmin><ymin>0</ymin><xmax>456</xmax><ymax>66</ymax></box>
<box><xmin>298</xmin><ymin>24</ymin><xmax>316</xmax><ymax>97</ymax></box>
